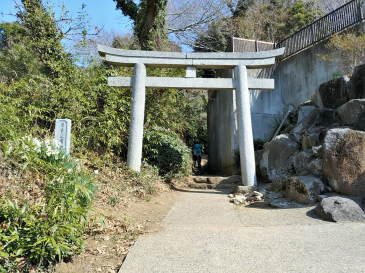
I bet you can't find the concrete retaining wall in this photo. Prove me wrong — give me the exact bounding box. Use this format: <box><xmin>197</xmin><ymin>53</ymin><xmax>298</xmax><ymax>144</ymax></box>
<box><xmin>251</xmin><ymin>41</ymin><xmax>348</xmax><ymax>142</ymax></box>
<box><xmin>208</xmin><ymin>39</ymin><xmax>347</xmax><ymax>175</ymax></box>
<box><xmin>207</xmin><ymin>89</ymin><xmax>238</xmax><ymax>175</ymax></box>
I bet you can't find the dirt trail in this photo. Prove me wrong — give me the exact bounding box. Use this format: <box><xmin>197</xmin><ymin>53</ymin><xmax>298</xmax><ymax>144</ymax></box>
<box><xmin>54</xmin><ymin>190</ymin><xmax>178</xmax><ymax>273</ymax></box>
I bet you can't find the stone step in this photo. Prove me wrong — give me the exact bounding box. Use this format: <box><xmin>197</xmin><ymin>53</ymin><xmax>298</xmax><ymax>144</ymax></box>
<box><xmin>188</xmin><ymin>182</ymin><xmax>237</xmax><ymax>190</ymax></box>
<box><xmin>190</xmin><ymin>175</ymin><xmax>241</xmax><ymax>184</ymax></box>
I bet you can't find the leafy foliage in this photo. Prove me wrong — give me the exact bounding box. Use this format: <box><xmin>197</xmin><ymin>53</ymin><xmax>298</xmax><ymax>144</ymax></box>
<box><xmin>18</xmin><ymin>0</ymin><xmax>74</xmax><ymax>77</ymax></box>
<box><xmin>0</xmin><ymin>1</ymin><xmax>207</xmax><ymax>270</ymax></box>
<box><xmin>0</xmin><ymin>137</ymin><xmax>95</xmax><ymax>271</ymax></box>
<box><xmin>144</xmin><ymin>127</ymin><xmax>192</xmax><ymax>178</ymax></box>
<box><xmin>279</xmin><ymin>1</ymin><xmax>320</xmax><ymax>39</ymax></box>
<box><xmin>0</xmin><ymin>90</ymin><xmax>25</xmax><ymax>141</ymax></box>
<box><xmin>195</xmin><ymin>0</ymin><xmax>321</xmax><ymax>52</ymax></box>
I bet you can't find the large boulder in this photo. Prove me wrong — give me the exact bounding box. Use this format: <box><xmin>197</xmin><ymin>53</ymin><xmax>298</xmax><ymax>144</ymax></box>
<box><xmin>285</xmin><ymin>176</ymin><xmax>325</xmax><ymax>204</ymax></box>
<box><xmin>323</xmin><ymin>128</ymin><xmax>365</xmax><ymax>195</ymax></box>
<box><xmin>292</xmin><ymin>109</ymin><xmax>338</xmax><ymax>139</ymax></box>
<box><xmin>291</xmin><ymin>150</ymin><xmax>322</xmax><ymax>176</ymax></box>
<box><xmin>292</xmin><ymin>151</ymin><xmax>312</xmax><ymax>176</ymax></box>
<box><xmin>259</xmin><ymin>134</ymin><xmax>299</xmax><ymax>182</ymax></box>
<box><xmin>291</xmin><ymin>148</ymin><xmax>323</xmax><ymax>177</ymax></box>
<box><xmin>355</xmin><ymin>112</ymin><xmax>365</xmax><ymax>131</ymax></box>
<box><xmin>315</xmin><ymin>196</ymin><xmax>365</xmax><ymax>222</ymax></box>
<box><xmin>308</xmin><ymin>158</ymin><xmax>323</xmax><ymax>177</ymax></box>
<box><xmin>301</xmin><ymin>127</ymin><xmax>327</xmax><ymax>150</ymax></box>
<box><xmin>350</xmin><ymin>64</ymin><xmax>365</xmax><ymax>99</ymax></box>
<box><xmin>297</xmin><ymin>105</ymin><xmax>317</xmax><ymax>124</ymax></box>
<box><xmin>313</xmin><ymin>76</ymin><xmax>351</xmax><ymax>108</ymax></box>
<box><xmin>315</xmin><ymin>109</ymin><xmax>339</xmax><ymax>127</ymax></box>
<box><xmin>337</xmin><ymin>99</ymin><xmax>365</xmax><ymax>126</ymax></box>
<box><xmin>292</xmin><ymin>109</ymin><xmax>320</xmax><ymax>135</ymax></box>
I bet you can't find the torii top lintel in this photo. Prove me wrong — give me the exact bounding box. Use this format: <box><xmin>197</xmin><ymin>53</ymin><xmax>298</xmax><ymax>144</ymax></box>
<box><xmin>97</xmin><ymin>45</ymin><xmax>285</xmax><ymax>69</ymax></box>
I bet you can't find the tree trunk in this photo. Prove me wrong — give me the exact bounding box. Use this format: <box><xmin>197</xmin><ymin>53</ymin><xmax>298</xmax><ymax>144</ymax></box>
<box><xmin>135</xmin><ymin>0</ymin><xmax>168</xmax><ymax>50</ymax></box>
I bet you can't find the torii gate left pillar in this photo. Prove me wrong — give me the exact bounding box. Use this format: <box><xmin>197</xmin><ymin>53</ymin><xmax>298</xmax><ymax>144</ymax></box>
<box><xmin>98</xmin><ymin>45</ymin><xmax>285</xmax><ymax>187</ymax></box>
<box><xmin>127</xmin><ymin>62</ymin><xmax>146</xmax><ymax>171</ymax></box>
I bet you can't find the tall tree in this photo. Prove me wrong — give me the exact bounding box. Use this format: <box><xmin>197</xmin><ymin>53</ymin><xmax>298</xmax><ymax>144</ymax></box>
<box><xmin>232</xmin><ymin>0</ymin><xmax>255</xmax><ymax>17</ymax></box>
<box><xmin>113</xmin><ymin>0</ymin><xmax>168</xmax><ymax>50</ymax></box>
<box><xmin>19</xmin><ymin>0</ymin><xmax>72</xmax><ymax>76</ymax></box>
<box><xmin>194</xmin><ymin>0</ymin><xmax>320</xmax><ymax>52</ymax></box>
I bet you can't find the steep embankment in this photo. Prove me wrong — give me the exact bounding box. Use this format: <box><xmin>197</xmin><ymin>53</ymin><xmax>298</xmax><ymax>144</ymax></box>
<box><xmin>0</xmin><ymin>136</ymin><xmax>171</xmax><ymax>272</ymax></box>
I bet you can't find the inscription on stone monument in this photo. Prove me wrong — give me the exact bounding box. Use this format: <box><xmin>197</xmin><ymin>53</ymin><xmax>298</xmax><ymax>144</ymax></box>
<box><xmin>54</xmin><ymin>119</ymin><xmax>71</xmax><ymax>155</ymax></box>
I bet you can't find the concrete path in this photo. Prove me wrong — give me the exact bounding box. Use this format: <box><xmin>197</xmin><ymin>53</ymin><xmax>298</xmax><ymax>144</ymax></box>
<box><xmin>119</xmin><ymin>188</ymin><xmax>365</xmax><ymax>273</ymax></box>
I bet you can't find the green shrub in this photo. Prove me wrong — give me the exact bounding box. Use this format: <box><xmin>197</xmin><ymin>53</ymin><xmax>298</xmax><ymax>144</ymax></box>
<box><xmin>143</xmin><ymin>127</ymin><xmax>192</xmax><ymax>178</ymax></box>
<box><xmin>0</xmin><ymin>136</ymin><xmax>95</xmax><ymax>271</ymax></box>
<box><xmin>0</xmin><ymin>87</ymin><xmax>25</xmax><ymax>141</ymax></box>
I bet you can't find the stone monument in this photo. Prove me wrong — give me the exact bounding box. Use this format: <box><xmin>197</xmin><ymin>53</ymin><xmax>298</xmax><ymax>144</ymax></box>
<box><xmin>55</xmin><ymin>119</ymin><xmax>72</xmax><ymax>155</ymax></box>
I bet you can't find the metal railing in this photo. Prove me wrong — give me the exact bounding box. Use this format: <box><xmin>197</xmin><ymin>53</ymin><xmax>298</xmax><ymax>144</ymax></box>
<box><xmin>276</xmin><ymin>0</ymin><xmax>364</xmax><ymax>59</ymax></box>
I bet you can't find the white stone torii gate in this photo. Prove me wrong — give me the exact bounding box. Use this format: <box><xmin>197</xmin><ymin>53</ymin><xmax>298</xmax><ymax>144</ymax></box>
<box><xmin>98</xmin><ymin>45</ymin><xmax>285</xmax><ymax>187</ymax></box>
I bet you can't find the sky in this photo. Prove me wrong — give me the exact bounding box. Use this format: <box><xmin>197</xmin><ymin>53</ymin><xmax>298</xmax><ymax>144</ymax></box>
<box><xmin>0</xmin><ymin>0</ymin><xmax>133</xmax><ymax>36</ymax></box>
<box><xmin>0</xmin><ymin>0</ymin><xmax>192</xmax><ymax>55</ymax></box>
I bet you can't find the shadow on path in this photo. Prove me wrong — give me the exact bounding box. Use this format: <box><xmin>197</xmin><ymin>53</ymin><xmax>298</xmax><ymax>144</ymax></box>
<box><xmin>169</xmin><ymin>184</ymin><xmax>232</xmax><ymax>195</ymax></box>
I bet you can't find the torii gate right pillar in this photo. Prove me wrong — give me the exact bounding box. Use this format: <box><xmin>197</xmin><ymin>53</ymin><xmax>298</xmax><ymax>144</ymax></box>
<box><xmin>234</xmin><ymin>65</ymin><xmax>257</xmax><ymax>187</ymax></box>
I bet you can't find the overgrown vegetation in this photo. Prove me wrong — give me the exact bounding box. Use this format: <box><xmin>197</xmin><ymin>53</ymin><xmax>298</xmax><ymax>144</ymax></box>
<box><xmin>0</xmin><ymin>137</ymin><xmax>95</xmax><ymax>271</ymax></box>
<box><xmin>144</xmin><ymin>127</ymin><xmax>192</xmax><ymax>177</ymax></box>
<box><xmin>325</xmin><ymin>31</ymin><xmax>365</xmax><ymax>74</ymax></box>
<box><xmin>195</xmin><ymin>0</ymin><xmax>321</xmax><ymax>51</ymax></box>
<box><xmin>0</xmin><ymin>0</ymin><xmax>206</xmax><ymax>271</ymax></box>
<box><xmin>0</xmin><ymin>0</ymin><xmax>204</xmax><ymax>168</ymax></box>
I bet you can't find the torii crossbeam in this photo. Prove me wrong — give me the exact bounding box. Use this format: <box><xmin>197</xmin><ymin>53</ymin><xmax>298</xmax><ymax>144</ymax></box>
<box><xmin>98</xmin><ymin>45</ymin><xmax>285</xmax><ymax>187</ymax></box>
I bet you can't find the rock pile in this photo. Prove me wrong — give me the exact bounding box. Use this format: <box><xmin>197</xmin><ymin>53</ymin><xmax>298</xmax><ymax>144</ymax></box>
<box><xmin>229</xmin><ymin>190</ymin><xmax>264</xmax><ymax>206</ymax></box>
<box><xmin>257</xmin><ymin>64</ymin><xmax>365</xmax><ymax>208</ymax></box>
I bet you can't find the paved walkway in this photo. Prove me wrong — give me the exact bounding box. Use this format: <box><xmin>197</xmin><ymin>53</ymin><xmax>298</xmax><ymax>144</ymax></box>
<box><xmin>119</xmin><ymin>188</ymin><xmax>365</xmax><ymax>273</ymax></box>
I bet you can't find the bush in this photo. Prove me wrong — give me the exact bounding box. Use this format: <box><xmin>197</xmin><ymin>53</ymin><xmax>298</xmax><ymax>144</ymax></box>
<box><xmin>143</xmin><ymin>127</ymin><xmax>192</xmax><ymax>178</ymax></box>
<box><xmin>0</xmin><ymin>136</ymin><xmax>95</xmax><ymax>271</ymax></box>
<box><xmin>0</xmin><ymin>99</ymin><xmax>22</xmax><ymax>141</ymax></box>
